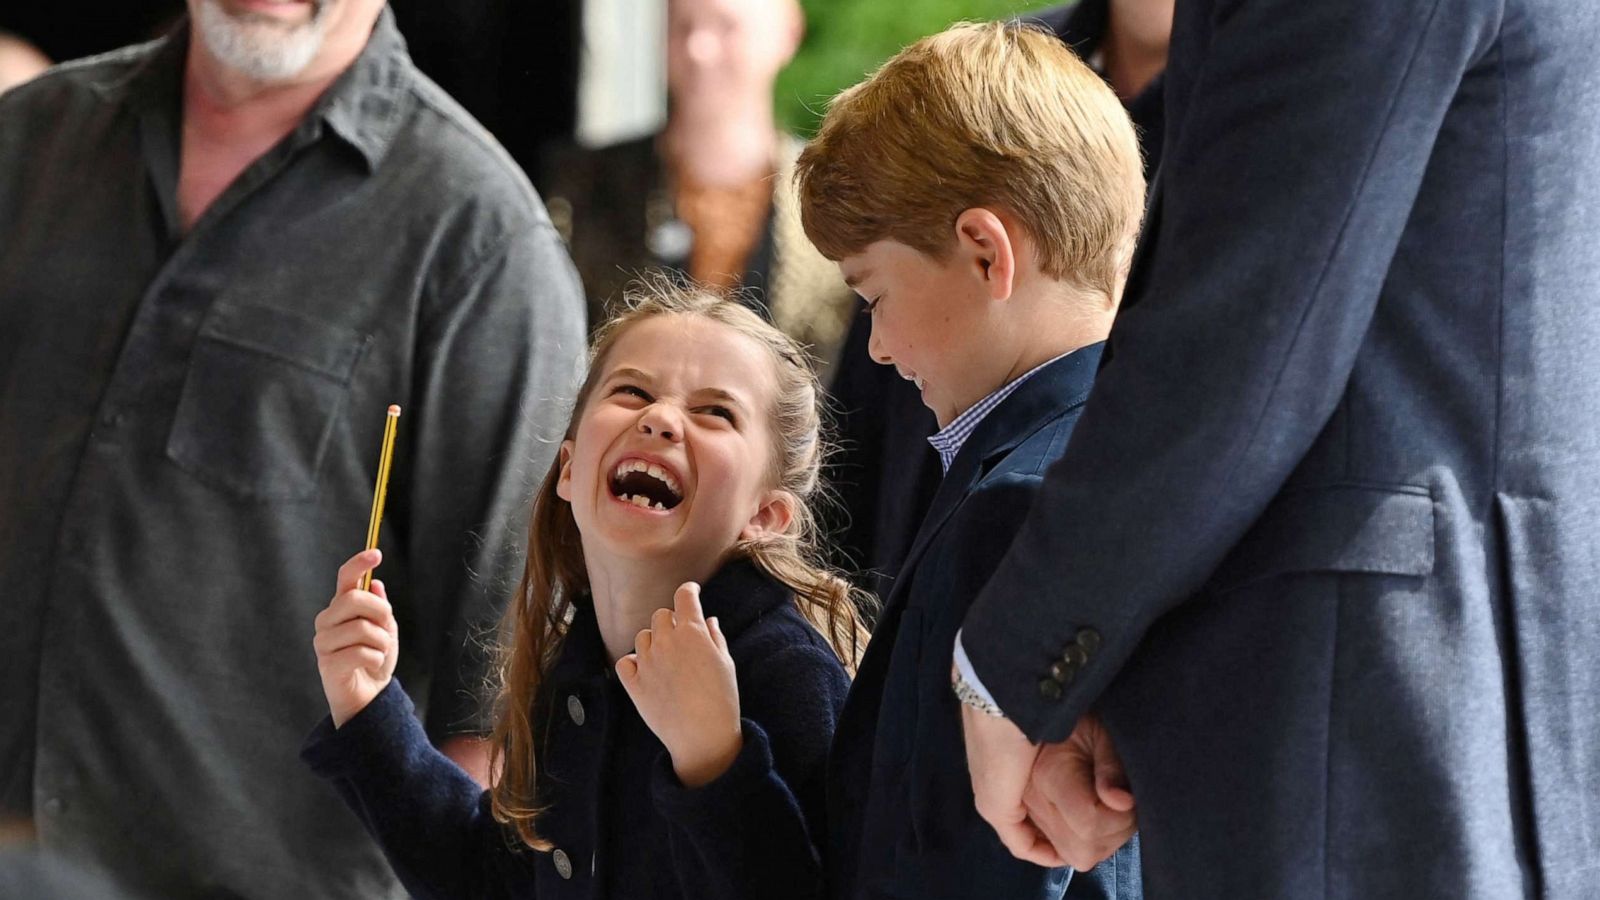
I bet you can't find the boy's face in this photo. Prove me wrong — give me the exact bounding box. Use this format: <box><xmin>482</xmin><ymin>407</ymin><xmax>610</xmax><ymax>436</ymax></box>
<box><xmin>838</xmin><ymin>238</ymin><xmax>1003</xmax><ymax>428</ymax></box>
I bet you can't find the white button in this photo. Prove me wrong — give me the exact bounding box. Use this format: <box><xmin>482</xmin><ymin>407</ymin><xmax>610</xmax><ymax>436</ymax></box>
<box><xmin>553</xmin><ymin>849</ymin><xmax>573</xmax><ymax>880</ymax></box>
<box><xmin>567</xmin><ymin>695</ymin><xmax>585</xmax><ymax>726</ymax></box>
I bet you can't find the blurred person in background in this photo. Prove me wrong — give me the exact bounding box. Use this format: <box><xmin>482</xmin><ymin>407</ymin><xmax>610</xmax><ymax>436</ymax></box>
<box><xmin>825</xmin><ymin>0</ymin><xmax>1172</xmax><ymax>594</ymax></box>
<box><xmin>0</xmin><ymin>0</ymin><xmax>585</xmax><ymax>895</ymax></box>
<box><xmin>541</xmin><ymin>0</ymin><xmax>857</xmax><ymax>376</ymax></box>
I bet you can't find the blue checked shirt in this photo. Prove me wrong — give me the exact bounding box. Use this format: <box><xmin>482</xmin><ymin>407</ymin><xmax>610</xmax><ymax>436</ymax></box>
<box><xmin>927</xmin><ymin>352</ymin><xmax>1076</xmax><ymax>473</ymax></box>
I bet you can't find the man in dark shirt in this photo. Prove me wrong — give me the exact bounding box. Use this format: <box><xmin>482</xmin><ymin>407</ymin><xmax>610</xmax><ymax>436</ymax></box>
<box><xmin>0</xmin><ymin>1</ymin><xmax>586</xmax><ymax>896</ymax></box>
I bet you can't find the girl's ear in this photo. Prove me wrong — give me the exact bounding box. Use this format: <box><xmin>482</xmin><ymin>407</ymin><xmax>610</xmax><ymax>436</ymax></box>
<box><xmin>554</xmin><ymin>440</ymin><xmax>575</xmax><ymax>502</ymax></box>
<box><xmin>739</xmin><ymin>489</ymin><xmax>797</xmax><ymax>543</ymax></box>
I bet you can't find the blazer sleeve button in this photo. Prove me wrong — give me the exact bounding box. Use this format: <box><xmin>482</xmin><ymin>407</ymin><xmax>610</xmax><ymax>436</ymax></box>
<box><xmin>1048</xmin><ymin>660</ymin><xmax>1077</xmax><ymax>684</ymax></box>
<box><xmin>1039</xmin><ymin>677</ymin><xmax>1064</xmax><ymax>701</ymax></box>
<box><xmin>1062</xmin><ymin>644</ymin><xmax>1089</xmax><ymax>668</ymax></box>
<box><xmin>1075</xmin><ymin>628</ymin><xmax>1102</xmax><ymax>655</ymax></box>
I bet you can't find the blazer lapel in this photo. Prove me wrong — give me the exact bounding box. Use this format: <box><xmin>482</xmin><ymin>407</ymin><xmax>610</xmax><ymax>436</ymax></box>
<box><xmin>880</xmin><ymin>342</ymin><xmax>1105</xmax><ymax>616</ymax></box>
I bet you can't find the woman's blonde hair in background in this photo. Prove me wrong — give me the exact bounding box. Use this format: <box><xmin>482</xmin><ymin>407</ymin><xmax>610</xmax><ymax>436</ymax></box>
<box><xmin>487</xmin><ymin>276</ymin><xmax>873</xmax><ymax>849</ymax></box>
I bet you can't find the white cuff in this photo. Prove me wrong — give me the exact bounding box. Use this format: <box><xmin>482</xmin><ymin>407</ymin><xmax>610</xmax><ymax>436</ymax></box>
<box><xmin>952</xmin><ymin>629</ymin><xmax>1001</xmax><ymax>710</ymax></box>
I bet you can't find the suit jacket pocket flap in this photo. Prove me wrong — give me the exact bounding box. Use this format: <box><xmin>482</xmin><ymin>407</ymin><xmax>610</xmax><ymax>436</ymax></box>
<box><xmin>1209</xmin><ymin>483</ymin><xmax>1435</xmax><ymax>593</ymax></box>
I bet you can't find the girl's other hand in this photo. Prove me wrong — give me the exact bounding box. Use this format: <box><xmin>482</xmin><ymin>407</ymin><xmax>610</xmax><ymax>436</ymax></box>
<box><xmin>314</xmin><ymin>549</ymin><xmax>399</xmax><ymax>727</ymax></box>
<box><xmin>616</xmin><ymin>582</ymin><xmax>743</xmax><ymax>788</ymax></box>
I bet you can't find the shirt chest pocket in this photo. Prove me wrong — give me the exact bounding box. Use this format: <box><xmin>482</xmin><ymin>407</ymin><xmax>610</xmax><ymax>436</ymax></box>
<box><xmin>166</xmin><ymin>301</ymin><xmax>371</xmax><ymax>502</ymax></box>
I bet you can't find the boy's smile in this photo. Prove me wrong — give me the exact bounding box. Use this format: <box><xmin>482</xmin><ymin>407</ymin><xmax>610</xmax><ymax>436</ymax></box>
<box><xmin>839</xmin><ymin>236</ymin><xmax>1008</xmax><ymax>428</ymax></box>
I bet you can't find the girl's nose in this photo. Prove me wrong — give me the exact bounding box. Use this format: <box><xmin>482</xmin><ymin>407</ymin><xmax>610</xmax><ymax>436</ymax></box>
<box><xmin>638</xmin><ymin>406</ymin><xmax>684</xmax><ymax>443</ymax></box>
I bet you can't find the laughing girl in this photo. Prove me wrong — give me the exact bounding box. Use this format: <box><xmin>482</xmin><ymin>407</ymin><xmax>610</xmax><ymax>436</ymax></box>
<box><xmin>302</xmin><ymin>283</ymin><xmax>869</xmax><ymax>899</ymax></box>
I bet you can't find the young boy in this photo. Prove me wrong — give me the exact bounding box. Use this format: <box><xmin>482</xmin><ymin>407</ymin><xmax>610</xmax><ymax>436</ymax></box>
<box><xmin>795</xmin><ymin>22</ymin><xmax>1146</xmax><ymax>900</ymax></box>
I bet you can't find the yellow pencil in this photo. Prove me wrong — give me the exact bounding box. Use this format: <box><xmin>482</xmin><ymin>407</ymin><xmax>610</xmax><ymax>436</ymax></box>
<box><xmin>359</xmin><ymin>404</ymin><xmax>402</xmax><ymax>592</ymax></box>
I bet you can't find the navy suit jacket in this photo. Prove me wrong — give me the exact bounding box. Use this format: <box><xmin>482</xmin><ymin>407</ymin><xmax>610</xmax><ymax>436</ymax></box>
<box><xmin>828</xmin><ymin>346</ymin><xmax>1139</xmax><ymax>900</ymax></box>
<box><xmin>962</xmin><ymin>1</ymin><xmax>1600</xmax><ymax>897</ymax></box>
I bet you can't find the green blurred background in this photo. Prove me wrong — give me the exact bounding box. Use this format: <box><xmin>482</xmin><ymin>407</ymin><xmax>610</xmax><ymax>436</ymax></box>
<box><xmin>776</xmin><ymin>0</ymin><xmax>1062</xmax><ymax>136</ymax></box>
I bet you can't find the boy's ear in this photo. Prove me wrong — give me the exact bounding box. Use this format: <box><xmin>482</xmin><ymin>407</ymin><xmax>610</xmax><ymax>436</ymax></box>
<box><xmin>554</xmin><ymin>440</ymin><xmax>575</xmax><ymax>502</ymax></box>
<box><xmin>740</xmin><ymin>489</ymin><xmax>798</xmax><ymax>543</ymax></box>
<box><xmin>953</xmin><ymin>208</ymin><xmax>1017</xmax><ymax>302</ymax></box>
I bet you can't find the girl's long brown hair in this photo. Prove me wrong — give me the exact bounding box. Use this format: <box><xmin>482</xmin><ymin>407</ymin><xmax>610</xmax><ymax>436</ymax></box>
<box><xmin>487</xmin><ymin>278</ymin><xmax>874</xmax><ymax>849</ymax></box>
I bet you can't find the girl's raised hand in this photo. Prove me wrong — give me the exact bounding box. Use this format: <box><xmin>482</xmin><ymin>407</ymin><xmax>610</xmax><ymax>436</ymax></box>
<box><xmin>314</xmin><ymin>549</ymin><xmax>400</xmax><ymax>727</ymax></box>
<box><xmin>616</xmin><ymin>582</ymin><xmax>743</xmax><ymax>788</ymax></box>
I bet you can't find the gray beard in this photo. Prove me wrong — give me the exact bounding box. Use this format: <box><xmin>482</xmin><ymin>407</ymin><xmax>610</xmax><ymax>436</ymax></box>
<box><xmin>193</xmin><ymin>0</ymin><xmax>331</xmax><ymax>83</ymax></box>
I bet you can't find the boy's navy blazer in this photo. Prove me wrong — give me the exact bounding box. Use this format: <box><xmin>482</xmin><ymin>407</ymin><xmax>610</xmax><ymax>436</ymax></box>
<box><xmin>827</xmin><ymin>344</ymin><xmax>1138</xmax><ymax>900</ymax></box>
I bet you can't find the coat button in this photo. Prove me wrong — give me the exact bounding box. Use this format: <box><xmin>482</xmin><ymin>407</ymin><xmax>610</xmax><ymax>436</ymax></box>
<box><xmin>553</xmin><ymin>849</ymin><xmax>573</xmax><ymax>880</ymax></box>
<box><xmin>1048</xmin><ymin>660</ymin><xmax>1077</xmax><ymax>685</ymax></box>
<box><xmin>1062</xmin><ymin>644</ymin><xmax>1089</xmax><ymax>668</ymax></box>
<box><xmin>567</xmin><ymin>695</ymin><xmax>585</xmax><ymax>726</ymax></box>
<box><xmin>1038</xmin><ymin>678</ymin><xmax>1063</xmax><ymax>701</ymax></box>
<box><xmin>1075</xmin><ymin>628</ymin><xmax>1101</xmax><ymax>654</ymax></box>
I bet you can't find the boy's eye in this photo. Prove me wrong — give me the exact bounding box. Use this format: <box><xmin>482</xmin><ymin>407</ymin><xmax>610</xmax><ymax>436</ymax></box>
<box><xmin>698</xmin><ymin>405</ymin><xmax>737</xmax><ymax>424</ymax></box>
<box><xmin>612</xmin><ymin>384</ymin><xmax>652</xmax><ymax>402</ymax></box>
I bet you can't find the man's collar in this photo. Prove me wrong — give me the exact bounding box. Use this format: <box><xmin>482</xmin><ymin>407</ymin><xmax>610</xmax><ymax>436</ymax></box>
<box><xmin>315</xmin><ymin>5</ymin><xmax>411</xmax><ymax>172</ymax></box>
<box><xmin>114</xmin><ymin>7</ymin><xmax>412</xmax><ymax>173</ymax></box>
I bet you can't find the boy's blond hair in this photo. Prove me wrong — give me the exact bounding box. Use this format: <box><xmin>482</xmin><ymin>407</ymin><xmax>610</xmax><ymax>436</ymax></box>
<box><xmin>795</xmin><ymin>21</ymin><xmax>1146</xmax><ymax>302</ymax></box>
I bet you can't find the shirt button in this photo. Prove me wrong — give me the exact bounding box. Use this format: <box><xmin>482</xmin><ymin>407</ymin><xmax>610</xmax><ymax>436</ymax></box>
<box><xmin>553</xmin><ymin>848</ymin><xmax>573</xmax><ymax>880</ymax></box>
<box><xmin>42</xmin><ymin>797</ymin><xmax>65</xmax><ymax>815</ymax></box>
<box><xmin>567</xmin><ymin>695</ymin><xmax>585</xmax><ymax>726</ymax></box>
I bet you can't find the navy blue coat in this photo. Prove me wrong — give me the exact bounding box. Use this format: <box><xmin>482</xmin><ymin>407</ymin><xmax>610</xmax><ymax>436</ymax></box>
<box><xmin>828</xmin><ymin>346</ymin><xmax>1139</xmax><ymax>900</ymax></box>
<box><xmin>302</xmin><ymin>558</ymin><xmax>850</xmax><ymax>899</ymax></box>
<box><xmin>961</xmin><ymin>0</ymin><xmax>1600</xmax><ymax>897</ymax></box>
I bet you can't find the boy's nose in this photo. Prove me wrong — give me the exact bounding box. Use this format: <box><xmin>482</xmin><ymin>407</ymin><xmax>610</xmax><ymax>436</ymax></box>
<box><xmin>867</xmin><ymin>322</ymin><xmax>893</xmax><ymax>366</ymax></box>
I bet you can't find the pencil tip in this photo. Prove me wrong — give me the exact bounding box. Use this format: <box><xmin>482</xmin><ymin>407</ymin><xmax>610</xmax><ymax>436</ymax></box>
<box><xmin>387</xmin><ymin>404</ymin><xmax>402</xmax><ymax>416</ymax></box>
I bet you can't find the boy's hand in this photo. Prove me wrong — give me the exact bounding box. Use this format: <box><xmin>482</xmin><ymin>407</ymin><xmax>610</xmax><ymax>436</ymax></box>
<box><xmin>616</xmin><ymin>582</ymin><xmax>743</xmax><ymax>788</ymax></box>
<box><xmin>314</xmin><ymin>549</ymin><xmax>399</xmax><ymax>727</ymax></box>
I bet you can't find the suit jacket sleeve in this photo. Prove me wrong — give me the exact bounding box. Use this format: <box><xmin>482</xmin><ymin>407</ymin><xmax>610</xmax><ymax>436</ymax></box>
<box><xmin>960</xmin><ymin>0</ymin><xmax>1503</xmax><ymax>742</ymax></box>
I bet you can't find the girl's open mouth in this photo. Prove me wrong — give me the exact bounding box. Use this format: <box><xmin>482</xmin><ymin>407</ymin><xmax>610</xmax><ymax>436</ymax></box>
<box><xmin>608</xmin><ymin>459</ymin><xmax>684</xmax><ymax>511</ymax></box>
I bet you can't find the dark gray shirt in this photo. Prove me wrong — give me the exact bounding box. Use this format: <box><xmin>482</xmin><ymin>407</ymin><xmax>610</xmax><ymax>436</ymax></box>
<box><xmin>0</xmin><ymin>10</ymin><xmax>586</xmax><ymax>898</ymax></box>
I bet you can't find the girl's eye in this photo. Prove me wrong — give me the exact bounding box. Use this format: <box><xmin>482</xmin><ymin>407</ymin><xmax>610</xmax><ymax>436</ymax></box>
<box><xmin>698</xmin><ymin>405</ymin><xmax>736</xmax><ymax>423</ymax></box>
<box><xmin>613</xmin><ymin>384</ymin><xmax>652</xmax><ymax>402</ymax></box>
